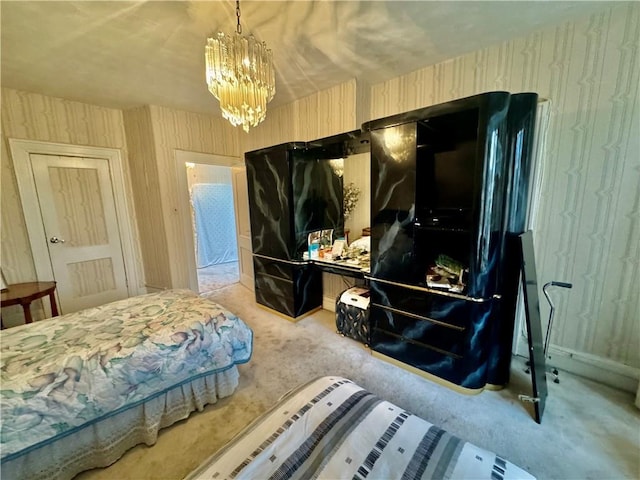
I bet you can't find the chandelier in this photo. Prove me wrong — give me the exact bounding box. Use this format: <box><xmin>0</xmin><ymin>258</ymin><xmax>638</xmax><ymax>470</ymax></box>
<box><xmin>205</xmin><ymin>0</ymin><xmax>275</xmax><ymax>132</ymax></box>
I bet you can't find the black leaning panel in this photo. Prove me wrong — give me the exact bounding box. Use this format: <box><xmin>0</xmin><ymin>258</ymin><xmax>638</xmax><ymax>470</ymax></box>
<box><xmin>520</xmin><ymin>230</ymin><xmax>548</xmax><ymax>423</ymax></box>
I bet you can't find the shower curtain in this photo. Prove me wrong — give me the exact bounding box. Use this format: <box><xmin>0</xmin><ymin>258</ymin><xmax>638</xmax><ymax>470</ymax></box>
<box><xmin>191</xmin><ymin>183</ymin><xmax>238</xmax><ymax>268</ymax></box>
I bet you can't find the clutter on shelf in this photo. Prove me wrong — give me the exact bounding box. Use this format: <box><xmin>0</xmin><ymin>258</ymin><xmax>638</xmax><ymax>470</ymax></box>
<box><xmin>426</xmin><ymin>254</ymin><xmax>467</xmax><ymax>293</ymax></box>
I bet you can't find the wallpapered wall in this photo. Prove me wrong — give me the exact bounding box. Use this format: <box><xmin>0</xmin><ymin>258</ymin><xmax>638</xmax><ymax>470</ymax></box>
<box><xmin>153</xmin><ymin>106</ymin><xmax>239</xmax><ymax>289</ymax></box>
<box><xmin>0</xmin><ymin>88</ymin><xmax>145</xmax><ymax>323</ymax></box>
<box><xmin>124</xmin><ymin>105</ymin><xmax>240</xmax><ymax>290</ymax></box>
<box><xmin>127</xmin><ymin>84</ymin><xmax>360</xmax><ymax>290</ymax></box>
<box><xmin>122</xmin><ymin>106</ymin><xmax>170</xmax><ymax>290</ymax></box>
<box><xmin>186</xmin><ymin>164</ymin><xmax>232</xmax><ymax>189</ymax></box>
<box><xmin>0</xmin><ymin>79</ymin><xmax>359</xmax><ymax>310</ymax></box>
<box><xmin>1</xmin><ymin>3</ymin><xmax>637</xmax><ymax>381</ymax></box>
<box><xmin>241</xmin><ymin>79</ymin><xmax>364</xmax><ymax>152</ymax></box>
<box><xmin>370</xmin><ymin>3</ymin><xmax>639</xmax><ymax>370</ymax></box>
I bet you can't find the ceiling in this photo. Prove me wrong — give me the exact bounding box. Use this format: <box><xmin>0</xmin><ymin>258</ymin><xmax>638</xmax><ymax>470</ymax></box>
<box><xmin>1</xmin><ymin>1</ymin><xmax>614</xmax><ymax>116</ymax></box>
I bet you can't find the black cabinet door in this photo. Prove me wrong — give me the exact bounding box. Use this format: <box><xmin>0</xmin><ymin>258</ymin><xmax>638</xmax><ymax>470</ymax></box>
<box><xmin>246</xmin><ymin>145</ymin><xmax>295</xmax><ymax>260</ymax></box>
<box><xmin>487</xmin><ymin>92</ymin><xmax>539</xmax><ymax>386</ymax></box>
<box><xmin>370</xmin><ymin>123</ymin><xmax>418</xmax><ymax>282</ymax></box>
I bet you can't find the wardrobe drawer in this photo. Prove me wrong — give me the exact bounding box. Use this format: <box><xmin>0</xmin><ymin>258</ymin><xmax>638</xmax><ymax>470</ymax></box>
<box><xmin>370</xmin><ymin>280</ymin><xmax>473</xmax><ymax>330</ymax></box>
<box><xmin>253</xmin><ymin>259</ymin><xmax>322</xmax><ymax>319</ymax></box>
<box><xmin>254</xmin><ymin>274</ymin><xmax>295</xmax><ymax>317</ymax></box>
<box><xmin>371</xmin><ymin>328</ymin><xmax>459</xmax><ymax>369</ymax></box>
<box><xmin>253</xmin><ymin>256</ymin><xmax>295</xmax><ymax>281</ymax></box>
<box><xmin>370</xmin><ymin>305</ymin><xmax>466</xmax><ymax>357</ymax></box>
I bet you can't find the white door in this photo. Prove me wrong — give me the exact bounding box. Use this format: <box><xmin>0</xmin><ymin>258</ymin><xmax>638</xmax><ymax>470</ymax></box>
<box><xmin>232</xmin><ymin>165</ymin><xmax>254</xmax><ymax>290</ymax></box>
<box><xmin>30</xmin><ymin>154</ymin><xmax>129</xmax><ymax>313</ymax></box>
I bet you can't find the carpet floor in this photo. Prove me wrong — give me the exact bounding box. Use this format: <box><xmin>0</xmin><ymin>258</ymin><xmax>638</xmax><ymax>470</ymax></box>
<box><xmin>78</xmin><ymin>283</ymin><xmax>639</xmax><ymax>480</ymax></box>
<box><xmin>197</xmin><ymin>262</ymin><xmax>240</xmax><ymax>293</ymax></box>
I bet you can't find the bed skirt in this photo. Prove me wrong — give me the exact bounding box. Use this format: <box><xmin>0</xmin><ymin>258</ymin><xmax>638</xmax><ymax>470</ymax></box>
<box><xmin>2</xmin><ymin>366</ymin><xmax>240</xmax><ymax>480</ymax></box>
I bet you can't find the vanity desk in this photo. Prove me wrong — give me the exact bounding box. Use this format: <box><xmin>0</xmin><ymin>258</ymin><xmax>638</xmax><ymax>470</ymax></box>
<box><xmin>311</xmin><ymin>257</ymin><xmax>369</xmax><ymax>280</ymax></box>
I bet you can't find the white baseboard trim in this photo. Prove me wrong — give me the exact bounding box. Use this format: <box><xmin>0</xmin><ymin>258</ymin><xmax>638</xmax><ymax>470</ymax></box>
<box><xmin>514</xmin><ymin>326</ymin><xmax>639</xmax><ymax>393</ymax></box>
<box><xmin>517</xmin><ymin>343</ymin><xmax>639</xmax><ymax>393</ymax></box>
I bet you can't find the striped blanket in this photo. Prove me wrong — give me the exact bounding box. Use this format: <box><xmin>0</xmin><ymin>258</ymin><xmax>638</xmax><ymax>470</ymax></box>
<box><xmin>187</xmin><ymin>376</ymin><xmax>535</xmax><ymax>480</ymax></box>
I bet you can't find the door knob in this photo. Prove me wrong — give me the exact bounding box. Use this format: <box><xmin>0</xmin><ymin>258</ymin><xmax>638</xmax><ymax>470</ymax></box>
<box><xmin>49</xmin><ymin>236</ymin><xmax>66</xmax><ymax>244</ymax></box>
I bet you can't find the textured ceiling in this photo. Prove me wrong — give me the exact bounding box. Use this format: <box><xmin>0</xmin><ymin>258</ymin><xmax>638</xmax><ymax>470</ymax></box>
<box><xmin>1</xmin><ymin>1</ymin><xmax>614</xmax><ymax>116</ymax></box>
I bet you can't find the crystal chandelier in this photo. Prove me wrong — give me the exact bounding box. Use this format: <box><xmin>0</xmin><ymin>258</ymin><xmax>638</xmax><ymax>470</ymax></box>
<box><xmin>205</xmin><ymin>0</ymin><xmax>275</xmax><ymax>132</ymax></box>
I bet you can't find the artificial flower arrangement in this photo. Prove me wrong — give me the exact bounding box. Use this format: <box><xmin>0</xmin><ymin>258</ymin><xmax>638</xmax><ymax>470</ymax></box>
<box><xmin>343</xmin><ymin>182</ymin><xmax>360</xmax><ymax>220</ymax></box>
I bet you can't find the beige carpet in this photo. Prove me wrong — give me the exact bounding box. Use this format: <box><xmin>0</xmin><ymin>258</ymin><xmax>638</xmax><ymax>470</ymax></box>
<box><xmin>78</xmin><ymin>283</ymin><xmax>639</xmax><ymax>480</ymax></box>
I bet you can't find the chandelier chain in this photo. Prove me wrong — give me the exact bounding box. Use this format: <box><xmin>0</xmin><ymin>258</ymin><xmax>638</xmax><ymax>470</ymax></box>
<box><xmin>236</xmin><ymin>0</ymin><xmax>242</xmax><ymax>35</ymax></box>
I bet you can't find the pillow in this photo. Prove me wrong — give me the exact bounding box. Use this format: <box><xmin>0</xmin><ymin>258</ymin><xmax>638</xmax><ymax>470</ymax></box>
<box><xmin>349</xmin><ymin>235</ymin><xmax>370</xmax><ymax>252</ymax></box>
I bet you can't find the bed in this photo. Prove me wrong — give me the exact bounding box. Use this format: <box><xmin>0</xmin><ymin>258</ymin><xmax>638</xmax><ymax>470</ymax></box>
<box><xmin>187</xmin><ymin>376</ymin><xmax>535</xmax><ymax>480</ymax></box>
<box><xmin>0</xmin><ymin>289</ymin><xmax>253</xmax><ymax>480</ymax></box>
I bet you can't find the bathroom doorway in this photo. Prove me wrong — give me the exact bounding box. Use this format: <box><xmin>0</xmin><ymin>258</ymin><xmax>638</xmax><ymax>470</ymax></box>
<box><xmin>185</xmin><ymin>162</ymin><xmax>240</xmax><ymax>293</ymax></box>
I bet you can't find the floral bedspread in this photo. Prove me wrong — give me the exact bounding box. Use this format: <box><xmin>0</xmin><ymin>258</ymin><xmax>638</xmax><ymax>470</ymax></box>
<box><xmin>0</xmin><ymin>289</ymin><xmax>253</xmax><ymax>460</ymax></box>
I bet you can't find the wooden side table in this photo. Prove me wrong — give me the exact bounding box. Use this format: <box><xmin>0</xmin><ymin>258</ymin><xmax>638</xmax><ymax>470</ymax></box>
<box><xmin>1</xmin><ymin>281</ymin><xmax>59</xmax><ymax>328</ymax></box>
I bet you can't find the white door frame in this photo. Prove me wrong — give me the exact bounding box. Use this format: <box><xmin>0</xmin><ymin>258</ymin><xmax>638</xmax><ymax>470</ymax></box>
<box><xmin>174</xmin><ymin>150</ymin><xmax>243</xmax><ymax>292</ymax></box>
<box><xmin>9</xmin><ymin>138</ymin><xmax>141</xmax><ymax>314</ymax></box>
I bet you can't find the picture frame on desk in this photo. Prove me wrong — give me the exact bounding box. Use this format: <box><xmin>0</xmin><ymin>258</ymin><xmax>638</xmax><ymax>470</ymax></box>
<box><xmin>332</xmin><ymin>239</ymin><xmax>346</xmax><ymax>257</ymax></box>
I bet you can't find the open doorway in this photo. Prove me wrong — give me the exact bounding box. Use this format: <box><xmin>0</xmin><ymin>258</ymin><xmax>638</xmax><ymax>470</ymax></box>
<box><xmin>185</xmin><ymin>162</ymin><xmax>240</xmax><ymax>293</ymax></box>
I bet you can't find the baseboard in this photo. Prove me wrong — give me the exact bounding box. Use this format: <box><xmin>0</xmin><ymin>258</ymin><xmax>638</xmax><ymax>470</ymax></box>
<box><xmin>144</xmin><ymin>285</ymin><xmax>165</xmax><ymax>293</ymax></box>
<box><xmin>515</xmin><ymin>341</ymin><xmax>639</xmax><ymax>393</ymax></box>
<box><xmin>371</xmin><ymin>351</ymin><xmax>485</xmax><ymax>396</ymax></box>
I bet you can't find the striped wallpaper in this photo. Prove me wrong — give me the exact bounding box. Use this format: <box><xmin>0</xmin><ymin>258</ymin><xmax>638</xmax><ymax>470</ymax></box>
<box><xmin>0</xmin><ymin>88</ymin><xmax>144</xmax><ymax>325</ymax></box>
<box><xmin>1</xmin><ymin>3</ymin><xmax>637</xmax><ymax>380</ymax></box>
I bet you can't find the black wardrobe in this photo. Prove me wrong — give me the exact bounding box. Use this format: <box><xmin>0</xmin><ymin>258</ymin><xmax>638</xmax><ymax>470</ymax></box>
<box><xmin>245</xmin><ymin>91</ymin><xmax>536</xmax><ymax>390</ymax></box>
<box><xmin>363</xmin><ymin>91</ymin><xmax>537</xmax><ymax>390</ymax></box>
